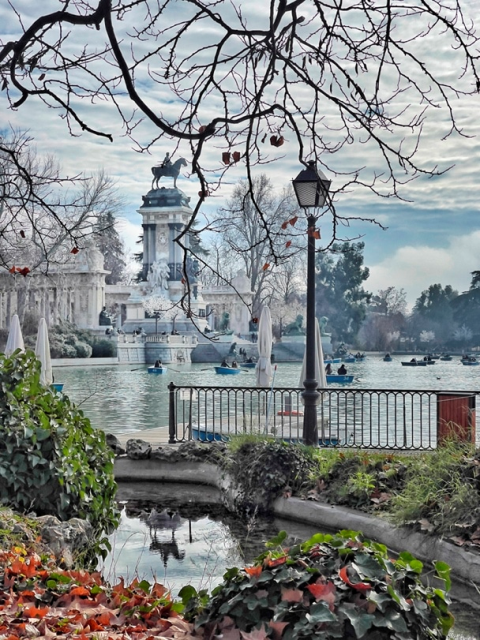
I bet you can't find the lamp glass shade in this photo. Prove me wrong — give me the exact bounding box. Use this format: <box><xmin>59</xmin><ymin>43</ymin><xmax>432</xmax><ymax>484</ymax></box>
<box><xmin>292</xmin><ymin>162</ymin><xmax>331</xmax><ymax>208</ymax></box>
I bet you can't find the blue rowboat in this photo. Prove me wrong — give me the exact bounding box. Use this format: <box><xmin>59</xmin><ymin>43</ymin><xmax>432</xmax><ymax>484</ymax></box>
<box><xmin>326</xmin><ymin>374</ymin><xmax>354</xmax><ymax>384</ymax></box>
<box><xmin>343</xmin><ymin>355</ymin><xmax>356</xmax><ymax>363</ymax></box>
<box><xmin>383</xmin><ymin>355</ymin><xmax>393</xmax><ymax>362</ymax></box>
<box><xmin>215</xmin><ymin>366</ymin><xmax>242</xmax><ymax>375</ymax></box>
<box><xmin>462</xmin><ymin>360</ymin><xmax>480</xmax><ymax>366</ymax></box>
<box><xmin>240</xmin><ymin>362</ymin><xmax>256</xmax><ymax>368</ymax></box>
<box><xmin>52</xmin><ymin>383</ymin><xmax>64</xmax><ymax>392</ymax></box>
<box><xmin>148</xmin><ymin>366</ymin><xmax>168</xmax><ymax>374</ymax></box>
<box><xmin>191</xmin><ymin>425</ymin><xmax>341</xmax><ymax>446</ymax></box>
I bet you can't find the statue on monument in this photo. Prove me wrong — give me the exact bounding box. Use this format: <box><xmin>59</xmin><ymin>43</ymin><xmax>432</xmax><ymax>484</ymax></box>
<box><xmin>99</xmin><ymin>306</ymin><xmax>112</xmax><ymax>326</ymax></box>
<box><xmin>148</xmin><ymin>259</ymin><xmax>170</xmax><ymax>291</ymax></box>
<box><xmin>151</xmin><ymin>153</ymin><xmax>188</xmax><ymax>189</ymax></box>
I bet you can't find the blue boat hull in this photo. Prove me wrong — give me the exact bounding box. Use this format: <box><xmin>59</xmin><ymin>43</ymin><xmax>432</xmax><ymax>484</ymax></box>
<box><xmin>148</xmin><ymin>367</ymin><xmax>168</xmax><ymax>374</ymax></box>
<box><xmin>343</xmin><ymin>356</ymin><xmax>356</xmax><ymax>363</ymax></box>
<box><xmin>191</xmin><ymin>426</ymin><xmax>339</xmax><ymax>446</ymax></box>
<box><xmin>326</xmin><ymin>374</ymin><xmax>354</xmax><ymax>383</ymax></box>
<box><xmin>462</xmin><ymin>361</ymin><xmax>480</xmax><ymax>366</ymax></box>
<box><xmin>52</xmin><ymin>383</ymin><xmax>64</xmax><ymax>392</ymax></box>
<box><xmin>214</xmin><ymin>366</ymin><xmax>242</xmax><ymax>375</ymax></box>
<box><xmin>383</xmin><ymin>356</ymin><xmax>392</xmax><ymax>362</ymax></box>
<box><xmin>240</xmin><ymin>362</ymin><xmax>256</xmax><ymax>368</ymax></box>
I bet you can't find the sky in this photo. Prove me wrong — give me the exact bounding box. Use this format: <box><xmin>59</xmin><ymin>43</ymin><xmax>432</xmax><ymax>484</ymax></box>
<box><xmin>1</xmin><ymin>0</ymin><xmax>480</xmax><ymax>308</ymax></box>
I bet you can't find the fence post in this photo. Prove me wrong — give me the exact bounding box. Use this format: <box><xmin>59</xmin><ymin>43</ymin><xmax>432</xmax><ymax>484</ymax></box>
<box><xmin>437</xmin><ymin>392</ymin><xmax>476</xmax><ymax>445</ymax></box>
<box><xmin>168</xmin><ymin>382</ymin><xmax>176</xmax><ymax>444</ymax></box>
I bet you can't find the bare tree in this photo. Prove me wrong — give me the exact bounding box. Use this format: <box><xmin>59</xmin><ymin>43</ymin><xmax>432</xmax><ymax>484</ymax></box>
<box><xmin>1</xmin><ymin>0</ymin><xmax>478</xmax><ymax>265</ymax></box>
<box><xmin>0</xmin><ymin>129</ymin><xmax>122</xmax><ymax>273</ymax></box>
<box><xmin>208</xmin><ymin>174</ymin><xmax>300</xmax><ymax>313</ymax></box>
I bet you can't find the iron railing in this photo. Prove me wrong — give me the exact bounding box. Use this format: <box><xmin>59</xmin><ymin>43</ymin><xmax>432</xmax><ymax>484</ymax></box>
<box><xmin>168</xmin><ymin>384</ymin><xmax>479</xmax><ymax>450</ymax></box>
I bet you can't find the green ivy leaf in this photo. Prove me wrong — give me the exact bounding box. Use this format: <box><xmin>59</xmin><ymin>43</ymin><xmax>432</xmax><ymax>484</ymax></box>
<box><xmin>306</xmin><ymin>602</ymin><xmax>337</xmax><ymax>624</ymax></box>
<box><xmin>341</xmin><ymin>607</ymin><xmax>374</xmax><ymax>637</ymax></box>
<box><xmin>178</xmin><ymin>584</ymin><xmax>198</xmax><ymax>605</ymax></box>
<box><xmin>434</xmin><ymin>560</ymin><xmax>451</xmax><ymax>591</ymax></box>
<box><xmin>265</xmin><ymin>530</ymin><xmax>287</xmax><ymax>548</ymax></box>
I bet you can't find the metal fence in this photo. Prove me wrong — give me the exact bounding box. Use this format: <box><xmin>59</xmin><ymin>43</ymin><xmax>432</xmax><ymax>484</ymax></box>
<box><xmin>167</xmin><ymin>384</ymin><xmax>478</xmax><ymax>450</ymax></box>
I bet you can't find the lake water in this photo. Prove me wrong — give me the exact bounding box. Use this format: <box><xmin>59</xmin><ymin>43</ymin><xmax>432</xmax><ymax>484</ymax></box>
<box><xmin>55</xmin><ymin>357</ymin><xmax>480</xmax><ymax>437</ymax></box>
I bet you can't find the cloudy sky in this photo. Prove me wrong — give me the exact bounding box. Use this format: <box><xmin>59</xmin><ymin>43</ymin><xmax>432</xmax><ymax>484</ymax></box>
<box><xmin>1</xmin><ymin>0</ymin><xmax>480</xmax><ymax>307</ymax></box>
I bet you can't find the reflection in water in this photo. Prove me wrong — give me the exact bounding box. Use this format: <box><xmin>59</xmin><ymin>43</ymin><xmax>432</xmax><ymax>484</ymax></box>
<box><xmin>102</xmin><ymin>498</ymin><xmax>275</xmax><ymax>595</ymax></box>
<box><xmin>140</xmin><ymin>508</ymin><xmax>185</xmax><ymax>568</ymax></box>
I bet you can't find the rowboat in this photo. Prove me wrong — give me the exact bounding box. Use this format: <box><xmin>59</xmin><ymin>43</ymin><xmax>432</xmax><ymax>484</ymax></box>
<box><xmin>214</xmin><ymin>366</ymin><xmax>242</xmax><ymax>375</ymax></box>
<box><xmin>343</xmin><ymin>355</ymin><xmax>356</xmax><ymax>363</ymax></box>
<box><xmin>401</xmin><ymin>361</ymin><xmax>427</xmax><ymax>367</ymax></box>
<box><xmin>148</xmin><ymin>366</ymin><xmax>168</xmax><ymax>374</ymax></box>
<box><xmin>191</xmin><ymin>423</ymin><xmax>341</xmax><ymax>446</ymax></box>
<box><xmin>52</xmin><ymin>383</ymin><xmax>64</xmax><ymax>392</ymax></box>
<box><xmin>324</xmin><ymin>358</ymin><xmax>341</xmax><ymax>364</ymax></box>
<box><xmin>326</xmin><ymin>374</ymin><xmax>354</xmax><ymax>383</ymax></box>
<box><xmin>383</xmin><ymin>355</ymin><xmax>392</xmax><ymax>362</ymax></box>
<box><xmin>462</xmin><ymin>360</ymin><xmax>480</xmax><ymax>366</ymax></box>
<box><xmin>440</xmin><ymin>355</ymin><xmax>452</xmax><ymax>361</ymax></box>
<box><xmin>240</xmin><ymin>362</ymin><xmax>256</xmax><ymax>368</ymax></box>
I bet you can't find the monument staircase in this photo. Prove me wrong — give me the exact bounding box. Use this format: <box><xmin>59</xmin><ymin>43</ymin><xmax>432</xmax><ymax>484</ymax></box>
<box><xmin>116</xmin><ymin>342</ymin><xmax>146</xmax><ymax>364</ymax></box>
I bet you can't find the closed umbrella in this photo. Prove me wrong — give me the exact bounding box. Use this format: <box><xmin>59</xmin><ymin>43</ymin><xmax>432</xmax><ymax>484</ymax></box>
<box><xmin>299</xmin><ymin>317</ymin><xmax>327</xmax><ymax>403</ymax></box>
<box><xmin>35</xmin><ymin>318</ymin><xmax>53</xmax><ymax>386</ymax></box>
<box><xmin>5</xmin><ymin>314</ymin><xmax>25</xmax><ymax>356</ymax></box>
<box><xmin>255</xmin><ymin>306</ymin><xmax>273</xmax><ymax>387</ymax></box>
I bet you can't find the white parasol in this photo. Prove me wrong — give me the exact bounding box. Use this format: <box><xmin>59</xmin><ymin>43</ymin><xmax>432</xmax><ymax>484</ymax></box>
<box><xmin>255</xmin><ymin>306</ymin><xmax>273</xmax><ymax>387</ymax></box>
<box><xmin>35</xmin><ymin>318</ymin><xmax>53</xmax><ymax>386</ymax></box>
<box><xmin>299</xmin><ymin>317</ymin><xmax>327</xmax><ymax>403</ymax></box>
<box><xmin>5</xmin><ymin>314</ymin><xmax>25</xmax><ymax>356</ymax></box>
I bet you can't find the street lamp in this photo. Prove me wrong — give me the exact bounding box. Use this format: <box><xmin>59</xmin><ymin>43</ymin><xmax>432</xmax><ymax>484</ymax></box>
<box><xmin>292</xmin><ymin>161</ymin><xmax>331</xmax><ymax>446</ymax></box>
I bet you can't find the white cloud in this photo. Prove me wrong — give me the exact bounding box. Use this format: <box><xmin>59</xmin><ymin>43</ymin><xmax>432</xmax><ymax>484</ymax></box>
<box><xmin>368</xmin><ymin>231</ymin><xmax>480</xmax><ymax>307</ymax></box>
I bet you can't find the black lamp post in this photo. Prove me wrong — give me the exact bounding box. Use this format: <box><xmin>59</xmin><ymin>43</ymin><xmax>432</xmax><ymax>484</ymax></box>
<box><xmin>292</xmin><ymin>161</ymin><xmax>331</xmax><ymax>446</ymax></box>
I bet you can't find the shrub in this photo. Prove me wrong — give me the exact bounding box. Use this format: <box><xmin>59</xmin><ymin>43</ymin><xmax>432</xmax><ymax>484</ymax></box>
<box><xmin>0</xmin><ymin>350</ymin><xmax>119</xmax><ymax>560</ymax></box>
<box><xmin>185</xmin><ymin>530</ymin><xmax>453</xmax><ymax>640</ymax></box>
<box><xmin>74</xmin><ymin>341</ymin><xmax>93</xmax><ymax>358</ymax></box>
<box><xmin>91</xmin><ymin>339</ymin><xmax>117</xmax><ymax>357</ymax></box>
<box><xmin>226</xmin><ymin>438</ymin><xmax>317</xmax><ymax>515</ymax></box>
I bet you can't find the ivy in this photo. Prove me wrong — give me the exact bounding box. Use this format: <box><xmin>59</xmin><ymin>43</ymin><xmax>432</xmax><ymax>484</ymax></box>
<box><xmin>184</xmin><ymin>530</ymin><xmax>453</xmax><ymax>640</ymax></box>
<box><xmin>0</xmin><ymin>350</ymin><xmax>119</xmax><ymax>563</ymax></box>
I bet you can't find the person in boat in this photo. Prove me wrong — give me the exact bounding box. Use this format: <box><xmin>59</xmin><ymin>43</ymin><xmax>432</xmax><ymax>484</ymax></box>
<box><xmin>221</xmin><ymin>359</ymin><xmax>230</xmax><ymax>368</ymax></box>
<box><xmin>231</xmin><ymin>360</ymin><xmax>238</xmax><ymax>368</ymax></box>
<box><xmin>337</xmin><ymin>364</ymin><xmax>347</xmax><ymax>375</ymax></box>
<box><xmin>154</xmin><ymin>359</ymin><xmax>162</xmax><ymax>368</ymax></box>
<box><xmin>325</xmin><ymin>363</ymin><xmax>333</xmax><ymax>375</ymax></box>
<box><xmin>385</xmin><ymin>353</ymin><xmax>390</xmax><ymax>358</ymax></box>
<box><xmin>410</xmin><ymin>358</ymin><xmax>417</xmax><ymax>363</ymax></box>
<box><xmin>246</xmin><ymin>356</ymin><xmax>254</xmax><ymax>363</ymax></box>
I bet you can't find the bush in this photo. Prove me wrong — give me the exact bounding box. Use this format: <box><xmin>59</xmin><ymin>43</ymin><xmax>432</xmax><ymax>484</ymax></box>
<box><xmin>91</xmin><ymin>339</ymin><xmax>117</xmax><ymax>357</ymax></box>
<box><xmin>74</xmin><ymin>341</ymin><xmax>93</xmax><ymax>358</ymax></box>
<box><xmin>226</xmin><ymin>438</ymin><xmax>318</xmax><ymax>515</ymax></box>
<box><xmin>0</xmin><ymin>350</ymin><xmax>119</xmax><ymax>560</ymax></box>
<box><xmin>185</xmin><ymin>530</ymin><xmax>453</xmax><ymax>640</ymax></box>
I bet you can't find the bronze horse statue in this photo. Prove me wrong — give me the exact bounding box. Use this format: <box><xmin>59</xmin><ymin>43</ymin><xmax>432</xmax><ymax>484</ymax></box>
<box><xmin>151</xmin><ymin>157</ymin><xmax>188</xmax><ymax>189</ymax></box>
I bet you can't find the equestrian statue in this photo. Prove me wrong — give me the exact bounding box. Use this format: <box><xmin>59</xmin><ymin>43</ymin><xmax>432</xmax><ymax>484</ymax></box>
<box><xmin>151</xmin><ymin>153</ymin><xmax>188</xmax><ymax>189</ymax></box>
